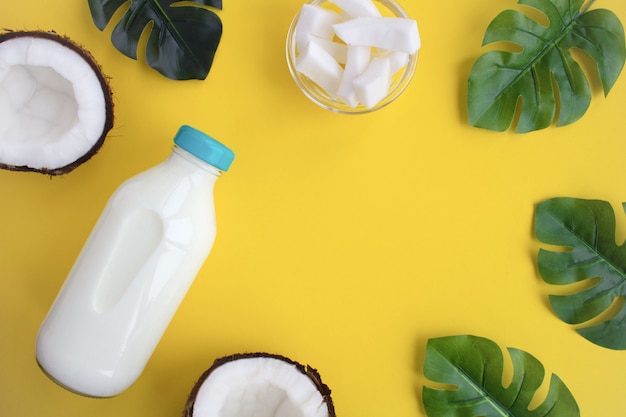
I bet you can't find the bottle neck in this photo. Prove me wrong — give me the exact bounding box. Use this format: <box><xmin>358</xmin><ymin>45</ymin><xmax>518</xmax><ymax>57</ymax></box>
<box><xmin>172</xmin><ymin>145</ymin><xmax>223</xmax><ymax>177</ymax></box>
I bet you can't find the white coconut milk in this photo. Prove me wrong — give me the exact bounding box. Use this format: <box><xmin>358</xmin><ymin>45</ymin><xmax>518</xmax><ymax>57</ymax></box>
<box><xmin>36</xmin><ymin>126</ymin><xmax>234</xmax><ymax>397</ymax></box>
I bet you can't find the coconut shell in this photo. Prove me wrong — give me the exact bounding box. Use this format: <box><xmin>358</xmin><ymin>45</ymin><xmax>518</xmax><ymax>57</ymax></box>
<box><xmin>0</xmin><ymin>30</ymin><xmax>114</xmax><ymax>175</ymax></box>
<box><xmin>183</xmin><ymin>352</ymin><xmax>337</xmax><ymax>417</ymax></box>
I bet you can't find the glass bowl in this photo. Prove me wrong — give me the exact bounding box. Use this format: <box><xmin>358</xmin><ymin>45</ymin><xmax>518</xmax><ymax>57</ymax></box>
<box><xmin>286</xmin><ymin>0</ymin><xmax>418</xmax><ymax>114</ymax></box>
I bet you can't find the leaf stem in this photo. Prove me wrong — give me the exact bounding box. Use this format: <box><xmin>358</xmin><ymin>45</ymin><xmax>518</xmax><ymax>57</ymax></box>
<box><xmin>581</xmin><ymin>0</ymin><xmax>596</xmax><ymax>14</ymax></box>
<box><xmin>148</xmin><ymin>0</ymin><xmax>203</xmax><ymax>67</ymax></box>
<box><xmin>452</xmin><ymin>363</ymin><xmax>514</xmax><ymax>417</ymax></box>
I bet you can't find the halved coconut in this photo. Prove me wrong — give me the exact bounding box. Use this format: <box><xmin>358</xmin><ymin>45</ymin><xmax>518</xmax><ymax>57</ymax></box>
<box><xmin>184</xmin><ymin>353</ymin><xmax>336</xmax><ymax>417</ymax></box>
<box><xmin>0</xmin><ymin>30</ymin><xmax>114</xmax><ymax>175</ymax></box>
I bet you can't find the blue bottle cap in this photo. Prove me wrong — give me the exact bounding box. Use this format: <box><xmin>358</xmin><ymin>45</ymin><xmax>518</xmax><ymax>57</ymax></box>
<box><xmin>173</xmin><ymin>125</ymin><xmax>235</xmax><ymax>171</ymax></box>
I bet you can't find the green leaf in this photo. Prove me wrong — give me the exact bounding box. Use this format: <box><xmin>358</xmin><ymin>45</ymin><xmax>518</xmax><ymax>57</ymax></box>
<box><xmin>88</xmin><ymin>0</ymin><xmax>223</xmax><ymax>80</ymax></box>
<box><xmin>467</xmin><ymin>0</ymin><xmax>626</xmax><ymax>133</ymax></box>
<box><xmin>422</xmin><ymin>335</ymin><xmax>579</xmax><ymax>417</ymax></box>
<box><xmin>535</xmin><ymin>197</ymin><xmax>626</xmax><ymax>350</ymax></box>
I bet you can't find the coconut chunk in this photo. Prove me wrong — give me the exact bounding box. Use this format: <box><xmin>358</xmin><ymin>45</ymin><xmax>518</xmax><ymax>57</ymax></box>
<box><xmin>295</xmin><ymin>4</ymin><xmax>342</xmax><ymax>51</ymax></box>
<box><xmin>309</xmin><ymin>36</ymin><xmax>348</xmax><ymax>65</ymax></box>
<box><xmin>353</xmin><ymin>56</ymin><xmax>391</xmax><ymax>108</ymax></box>
<box><xmin>295</xmin><ymin>40</ymin><xmax>344</xmax><ymax>97</ymax></box>
<box><xmin>337</xmin><ymin>45</ymin><xmax>371</xmax><ymax>107</ymax></box>
<box><xmin>327</xmin><ymin>0</ymin><xmax>381</xmax><ymax>18</ymax></box>
<box><xmin>385</xmin><ymin>50</ymin><xmax>410</xmax><ymax>73</ymax></box>
<box><xmin>0</xmin><ymin>30</ymin><xmax>113</xmax><ymax>175</ymax></box>
<box><xmin>333</xmin><ymin>17</ymin><xmax>420</xmax><ymax>54</ymax></box>
<box><xmin>184</xmin><ymin>353</ymin><xmax>336</xmax><ymax>417</ymax></box>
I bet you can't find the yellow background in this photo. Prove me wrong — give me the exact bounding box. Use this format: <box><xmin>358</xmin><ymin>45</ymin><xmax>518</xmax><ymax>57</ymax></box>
<box><xmin>1</xmin><ymin>0</ymin><xmax>625</xmax><ymax>416</ymax></box>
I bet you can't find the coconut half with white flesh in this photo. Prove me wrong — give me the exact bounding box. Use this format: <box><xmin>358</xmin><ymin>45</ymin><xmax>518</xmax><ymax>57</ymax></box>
<box><xmin>0</xmin><ymin>30</ymin><xmax>114</xmax><ymax>175</ymax></box>
<box><xmin>184</xmin><ymin>353</ymin><xmax>336</xmax><ymax>417</ymax></box>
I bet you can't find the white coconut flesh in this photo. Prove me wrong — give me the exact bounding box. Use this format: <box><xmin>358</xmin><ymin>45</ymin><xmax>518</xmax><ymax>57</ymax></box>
<box><xmin>0</xmin><ymin>34</ymin><xmax>109</xmax><ymax>172</ymax></box>
<box><xmin>189</xmin><ymin>356</ymin><xmax>332</xmax><ymax>417</ymax></box>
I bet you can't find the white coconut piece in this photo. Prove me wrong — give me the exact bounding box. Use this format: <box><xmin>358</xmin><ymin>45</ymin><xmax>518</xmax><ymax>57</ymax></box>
<box><xmin>327</xmin><ymin>0</ymin><xmax>381</xmax><ymax>18</ymax></box>
<box><xmin>372</xmin><ymin>49</ymin><xmax>411</xmax><ymax>74</ymax></box>
<box><xmin>333</xmin><ymin>16</ymin><xmax>420</xmax><ymax>54</ymax></box>
<box><xmin>309</xmin><ymin>36</ymin><xmax>348</xmax><ymax>65</ymax></box>
<box><xmin>295</xmin><ymin>4</ymin><xmax>342</xmax><ymax>52</ymax></box>
<box><xmin>385</xmin><ymin>50</ymin><xmax>410</xmax><ymax>74</ymax></box>
<box><xmin>295</xmin><ymin>40</ymin><xmax>343</xmax><ymax>97</ymax></box>
<box><xmin>353</xmin><ymin>56</ymin><xmax>391</xmax><ymax>108</ymax></box>
<box><xmin>337</xmin><ymin>45</ymin><xmax>371</xmax><ymax>107</ymax></box>
<box><xmin>0</xmin><ymin>31</ymin><xmax>113</xmax><ymax>175</ymax></box>
<box><xmin>394</xmin><ymin>52</ymin><xmax>411</xmax><ymax>73</ymax></box>
<box><xmin>184</xmin><ymin>354</ymin><xmax>335</xmax><ymax>417</ymax></box>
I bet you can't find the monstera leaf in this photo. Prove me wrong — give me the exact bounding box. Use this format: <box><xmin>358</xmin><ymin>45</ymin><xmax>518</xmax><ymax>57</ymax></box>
<box><xmin>536</xmin><ymin>197</ymin><xmax>626</xmax><ymax>350</ymax></box>
<box><xmin>468</xmin><ymin>0</ymin><xmax>625</xmax><ymax>133</ymax></box>
<box><xmin>88</xmin><ymin>0</ymin><xmax>223</xmax><ymax>80</ymax></box>
<box><xmin>422</xmin><ymin>335</ymin><xmax>579</xmax><ymax>417</ymax></box>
